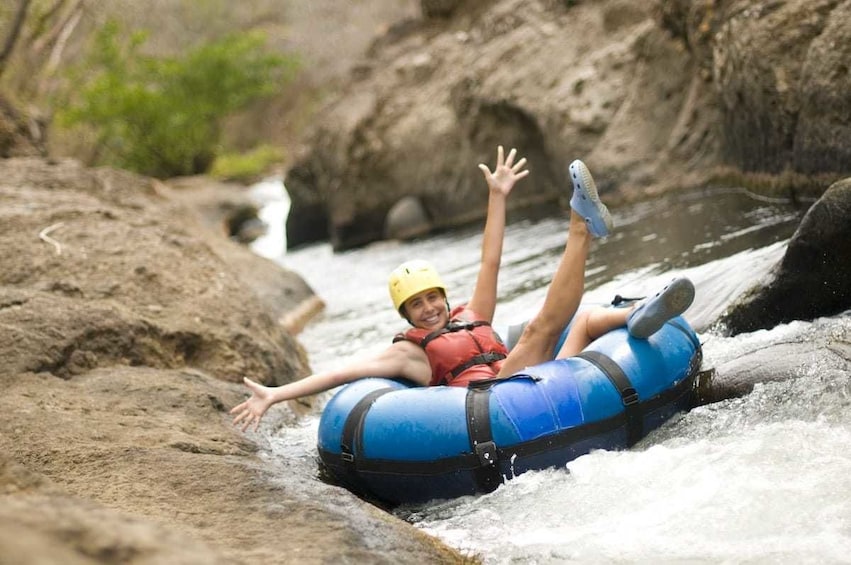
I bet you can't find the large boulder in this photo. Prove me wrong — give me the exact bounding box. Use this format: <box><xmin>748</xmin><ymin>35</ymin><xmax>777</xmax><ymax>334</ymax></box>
<box><xmin>0</xmin><ymin>366</ymin><xmax>463</xmax><ymax>564</ymax></box>
<box><xmin>0</xmin><ymin>158</ymin><xmax>311</xmax><ymax>385</ymax></box>
<box><xmin>719</xmin><ymin>177</ymin><xmax>851</xmax><ymax>335</ymax></box>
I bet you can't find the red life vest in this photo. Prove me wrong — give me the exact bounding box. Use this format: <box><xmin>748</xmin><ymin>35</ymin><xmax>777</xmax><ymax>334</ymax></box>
<box><xmin>393</xmin><ymin>305</ymin><xmax>508</xmax><ymax>387</ymax></box>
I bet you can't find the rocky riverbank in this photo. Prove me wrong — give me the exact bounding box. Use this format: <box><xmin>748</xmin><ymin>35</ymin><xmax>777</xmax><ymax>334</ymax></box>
<box><xmin>0</xmin><ymin>158</ymin><xmax>463</xmax><ymax>564</ymax></box>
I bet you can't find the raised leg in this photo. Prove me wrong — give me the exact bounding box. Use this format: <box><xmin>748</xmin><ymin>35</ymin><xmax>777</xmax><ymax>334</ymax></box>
<box><xmin>497</xmin><ymin>160</ymin><xmax>613</xmax><ymax>377</ymax></box>
<box><xmin>497</xmin><ymin>211</ymin><xmax>593</xmax><ymax>376</ymax></box>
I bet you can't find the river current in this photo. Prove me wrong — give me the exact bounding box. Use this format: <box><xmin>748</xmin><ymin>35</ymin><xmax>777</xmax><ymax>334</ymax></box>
<box><xmin>250</xmin><ymin>180</ymin><xmax>851</xmax><ymax>563</ymax></box>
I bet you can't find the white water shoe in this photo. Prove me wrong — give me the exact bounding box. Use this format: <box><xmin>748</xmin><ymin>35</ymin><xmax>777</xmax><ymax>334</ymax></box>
<box><xmin>627</xmin><ymin>277</ymin><xmax>696</xmax><ymax>338</ymax></box>
<box><xmin>569</xmin><ymin>159</ymin><xmax>613</xmax><ymax>238</ymax></box>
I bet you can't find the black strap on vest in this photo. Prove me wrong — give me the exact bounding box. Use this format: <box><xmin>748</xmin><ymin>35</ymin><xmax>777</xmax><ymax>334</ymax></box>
<box><xmin>450</xmin><ymin>351</ymin><xmax>507</xmax><ymax>379</ymax></box>
<box><xmin>575</xmin><ymin>350</ymin><xmax>643</xmax><ymax>446</ymax></box>
<box><xmin>416</xmin><ymin>320</ymin><xmax>492</xmax><ymax>349</ymax></box>
<box><xmin>340</xmin><ymin>387</ymin><xmax>394</xmax><ymax>468</ymax></box>
<box><xmin>465</xmin><ymin>386</ymin><xmax>502</xmax><ymax>493</ymax></box>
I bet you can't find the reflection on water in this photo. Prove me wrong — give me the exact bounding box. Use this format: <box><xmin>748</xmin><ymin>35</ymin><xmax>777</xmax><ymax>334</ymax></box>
<box><xmin>585</xmin><ymin>188</ymin><xmax>802</xmax><ymax>287</ymax></box>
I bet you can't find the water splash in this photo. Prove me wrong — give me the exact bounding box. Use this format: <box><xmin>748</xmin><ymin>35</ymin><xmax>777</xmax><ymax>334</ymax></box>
<box><xmin>402</xmin><ymin>316</ymin><xmax>851</xmax><ymax>563</ymax></box>
<box><xmin>260</xmin><ymin>186</ymin><xmax>851</xmax><ymax>563</ymax></box>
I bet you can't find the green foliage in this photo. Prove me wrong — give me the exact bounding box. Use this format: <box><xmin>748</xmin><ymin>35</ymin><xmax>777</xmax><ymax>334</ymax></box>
<box><xmin>58</xmin><ymin>20</ymin><xmax>298</xmax><ymax>178</ymax></box>
<box><xmin>210</xmin><ymin>144</ymin><xmax>285</xmax><ymax>182</ymax></box>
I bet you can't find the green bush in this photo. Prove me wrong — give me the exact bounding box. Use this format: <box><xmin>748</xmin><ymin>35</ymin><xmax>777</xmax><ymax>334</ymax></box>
<box><xmin>58</xmin><ymin>20</ymin><xmax>298</xmax><ymax>178</ymax></box>
<box><xmin>210</xmin><ymin>144</ymin><xmax>285</xmax><ymax>182</ymax></box>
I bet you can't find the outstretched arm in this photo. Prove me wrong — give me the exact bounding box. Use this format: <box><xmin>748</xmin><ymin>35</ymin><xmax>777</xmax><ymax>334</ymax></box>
<box><xmin>467</xmin><ymin>146</ymin><xmax>529</xmax><ymax>321</ymax></box>
<box><xmin>230</xmin><ymin>341</ymin><xmax>431</xmax><ymax>432</ymax></box>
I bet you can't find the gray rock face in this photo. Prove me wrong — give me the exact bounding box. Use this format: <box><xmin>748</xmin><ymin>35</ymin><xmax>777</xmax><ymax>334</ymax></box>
<box><xmin>710</xmin><ymin>0</ymin><xmax>851</xmax><ymax>174</ymax></box>
<box><xmin>720</xmin><ymin>177</ymin><xmax>851</xmax><ymax>335</ymax></box>
<box><xmin>286</xmin><ymin>1</ymin><xmax>694</xmax><ymax>250</ymax></box>
<box><xmin>285</xmin><ymin>0</ymin><xmax>851</xmax><ymax>251</ymax></box>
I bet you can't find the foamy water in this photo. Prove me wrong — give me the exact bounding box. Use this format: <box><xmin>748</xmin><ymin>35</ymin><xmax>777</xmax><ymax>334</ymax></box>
<box><xmin>252</xmin><ymin>180</ymin><xmax>850</xmax><ymax>562</ymax></box>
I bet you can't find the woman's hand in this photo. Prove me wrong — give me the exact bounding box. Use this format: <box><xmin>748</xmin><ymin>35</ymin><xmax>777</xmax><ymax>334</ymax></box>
<box><xmin>478</xmin><ymin>145</ymin><xmax>529</xmax><ymax>198</ymax></box>
<box><xmin>230</xmin><ymin>377</ymin><xmax>275</xmax><ymax>432</ymax></box>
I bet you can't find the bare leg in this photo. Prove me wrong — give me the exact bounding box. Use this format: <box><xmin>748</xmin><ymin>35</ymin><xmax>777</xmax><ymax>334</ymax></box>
<box><xmin>497</xmin><ymin>211</ymin><xmax>592</xmax><ymax>376</ymax></box>
<box><xmin>555</xmin><ymin>305</ymin><xmax>634</xmax><ymax>359</ymax></box>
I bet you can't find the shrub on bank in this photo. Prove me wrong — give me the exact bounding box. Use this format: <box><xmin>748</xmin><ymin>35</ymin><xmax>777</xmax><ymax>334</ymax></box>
<box><xmin>57</xmin><ymin>20</ymin><xmax>298</xmax><ymax>179</ymax></box>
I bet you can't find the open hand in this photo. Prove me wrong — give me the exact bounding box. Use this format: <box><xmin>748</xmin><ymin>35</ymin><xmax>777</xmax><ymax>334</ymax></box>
<box><xmin>230</xmin><ymin>377</ymin><xmax>274</xmax><ymax>432</ymax></box>
<box><xmin>478</xmin><ymin>145</ymin><xmax>529</xmax><ymax>197</ymax></box>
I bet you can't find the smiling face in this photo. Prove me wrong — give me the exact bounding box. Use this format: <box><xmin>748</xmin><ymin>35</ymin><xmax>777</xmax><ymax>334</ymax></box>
<box><xmin>401</xmin><ymin>287</ymin><xmax>449</xmax><ymax>331</ymax></box>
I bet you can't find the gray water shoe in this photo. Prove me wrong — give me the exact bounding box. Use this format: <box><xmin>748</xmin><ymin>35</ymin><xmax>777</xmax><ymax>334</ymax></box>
<box><xmin>627</xmin><ymin>277</ymin><xmax>696</xmax><ymax>338</ymax></box>
<box><xmin>569</xmin><ymin>159</ymin><xmax>613</xmax><ymax>238</ymax></box>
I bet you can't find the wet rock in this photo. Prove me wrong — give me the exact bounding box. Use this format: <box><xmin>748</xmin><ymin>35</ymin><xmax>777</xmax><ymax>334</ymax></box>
<box><xmin>284</xmin><ymin>157</ymin><xmax>331</xmax><ymax>249</ymax></box>
<box><xmin>719</xmin><ymin>177</ymin><xmax>851</xmax><ymax>335</ymax></box>
<box><xmin>699</xmin><ymin>339</ymin><xmax>851</xmax><ymax>404</ymax></box>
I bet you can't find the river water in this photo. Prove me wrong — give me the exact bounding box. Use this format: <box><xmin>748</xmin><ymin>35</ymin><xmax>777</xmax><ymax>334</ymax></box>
<box><xmin>251</xmin><ymin>182</ymin><xmax>851</xmax><ymax>563</ymax></box>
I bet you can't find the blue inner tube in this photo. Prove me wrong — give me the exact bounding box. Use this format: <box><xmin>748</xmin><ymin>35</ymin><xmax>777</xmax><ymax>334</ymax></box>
<box><xmin>317</xmin><ymin>313</ymin><xmax>701</xmax><ymax>506</ymax></box>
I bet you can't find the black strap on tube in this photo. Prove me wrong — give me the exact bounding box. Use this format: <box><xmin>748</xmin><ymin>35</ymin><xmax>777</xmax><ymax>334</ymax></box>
<box><xmin>575</xmin><ymin>350</ymin><xmax>644</xmax><ymax>446</ymax></box>
<box><xmin>465</xmin><ymin>386</ymin><xmax>502</xmax><ymax>493</ymax></box>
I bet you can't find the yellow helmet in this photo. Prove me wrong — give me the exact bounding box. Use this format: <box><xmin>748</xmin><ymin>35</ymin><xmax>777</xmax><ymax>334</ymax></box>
<box><xmin>388</xmin><ymin>260</ymin><xmax>446</xmax><ymax>312</ymax></box>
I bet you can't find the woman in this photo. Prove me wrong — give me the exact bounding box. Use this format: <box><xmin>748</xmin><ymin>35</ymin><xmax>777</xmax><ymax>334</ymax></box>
<box><xmin>231</xmin><ymin>146</ymin><xmax>694</xmax><ymax>431</ymax></box>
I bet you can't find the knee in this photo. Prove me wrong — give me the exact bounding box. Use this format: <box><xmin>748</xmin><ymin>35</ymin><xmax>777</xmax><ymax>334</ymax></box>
<box><xmin>573</xmin><ymin>310</ymin><xmax>592</xmax><ymax>335</ymax></box>
<box><xmin>520</xmin><ymin>314</ymin><xmax>565</xmax><ymax>346</ymax></box>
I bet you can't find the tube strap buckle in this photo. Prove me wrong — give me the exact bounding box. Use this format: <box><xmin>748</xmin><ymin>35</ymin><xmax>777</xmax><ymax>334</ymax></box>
<box><xmin>622</xmin><ymin>387</ymin><xmax>639</xmax><ymax>406</ymax></box>
<box><xmin>474</xmin><ymin>441</ymin><xmax>497</xmax><ymax>467</ymax></box>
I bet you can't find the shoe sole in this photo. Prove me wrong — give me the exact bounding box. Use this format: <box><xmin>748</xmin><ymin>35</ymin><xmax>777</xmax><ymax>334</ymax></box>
<box><xmin>628</xmin><ymin>278</ymin><xmax>695</xmax><ymax>338</ymax></box>
<box><xmin>569</xmin><ymin>160</ymin><xmax>613</xmax><ymax>238</ymax></box>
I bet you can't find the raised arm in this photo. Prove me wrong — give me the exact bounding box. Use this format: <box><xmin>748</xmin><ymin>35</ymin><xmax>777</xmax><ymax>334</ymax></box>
<box><xmin>230</xmin><ymin>340</ymin><xmax>431</xmax><ymax>432</ymax></box>
<box><xmin>467</xmin><ymin>146</ymin><xmax>529</xmax><ymax>322</ymax></box>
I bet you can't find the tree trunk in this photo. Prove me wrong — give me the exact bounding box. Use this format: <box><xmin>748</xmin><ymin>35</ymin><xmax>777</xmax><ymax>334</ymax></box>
<box><xmin>0</xmin><ymin>0</ymin><xmax>32</xmax><ymax>77</ymax></box>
